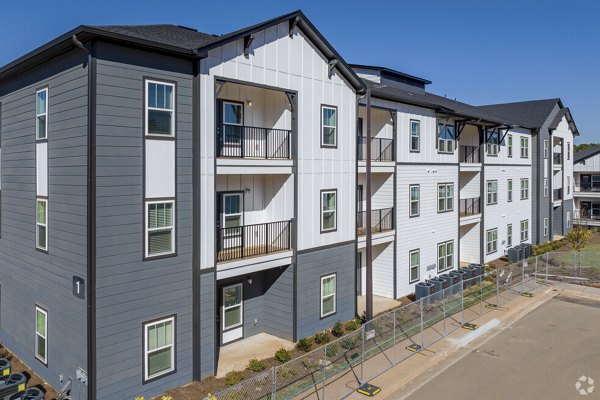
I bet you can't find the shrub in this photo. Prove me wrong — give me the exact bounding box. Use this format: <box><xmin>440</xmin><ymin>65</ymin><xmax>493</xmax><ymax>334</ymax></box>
<box><xmin>247</xmin><ymin>358</ymin><xmax>266</xmax><ymax>372</ymax></box>
<box><xmin>225</xmin><ymin>371</ymin><xmax>244</xmax><ymax>387</ymax></box>
<box><xmin>274</xmin><ymin>348</ymin><xmax>291</xmax><ymax>363</ymax></box>
<box><xmin>341</xmin><ymin>338</ymin><xmax>355</xmax><ymax>350</ymax></box>
<box><xmin>277</xmin><ymin>367</ymin><xmax>297</xmax><ymax>379</ymax></box>
<box><xmin>314</xmin><ymin>331</ymin><xmax>330</xmax><ymax>344</ymax></box>
<box><xmin>325</xmin><ymin>344</ymin><xmax>338</xmax><ymax>357</ymax></box>
<box><xmin>345</xmin><ymin>318</ymin><xmax>361</xmax><ymax>332</ymax></box>
<box><xmin>331</xmin><ymin>321</ymin><xmax>344</xmax><ymax>337</ymax></box>
<box><xmin>161</xmin><ymin>397</ymin><xmax>173</xmax><ymax>400</ymax></box>
<box><xmin>296</xmin><ymin>337</ymin><xmax>313</xmax><ymax>352</ymax></box>
<box><xmin>359</xmin><ymin>311</ymin><xmax>367</xmax><ymax>324</ymax></box>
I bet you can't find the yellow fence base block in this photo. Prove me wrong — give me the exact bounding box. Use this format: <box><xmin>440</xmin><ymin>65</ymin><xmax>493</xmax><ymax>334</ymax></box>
<box><xmin>2</xmin><ymin>369</ymin><xmax>9</xmax><ymax>376</ymax></box>
<box><xmin>405</xmin><ymin>344</ymin><xmax>422</xmax><ymax>353</ymax></box>
<box><xmin>462</xmin><ymin>322</ymin><xmax>479</xmax><ymax>330</ymax></box>
<box><xmin>357</xmin><ymin>384</ymin><xmax>382</xmax><ymax>397</ymax></box>
<box><xmin>485</xmin><ymin>304</ymin><xmax>498</xmax><ymax>309</ymax></box>
<box><xmin>520</xmin><ymin>292</ymin><xmax>534</xmax><ymax>298</ymax></box>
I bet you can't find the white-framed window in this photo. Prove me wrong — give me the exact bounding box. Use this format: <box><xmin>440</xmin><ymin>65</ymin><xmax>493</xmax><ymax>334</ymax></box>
<box><xmin>486</xmin><ymin>131</ymin><xmax>499</xmax><ymax>156</ymax></box>
<box><xmin>544</xmin><ymin>217</ymin><xmax>549</xmax><ymax>237</ymax></box>
<box><xmin>507</xmin><ymin>224</ymin><xmax>513</xmax><ymax>247</ymax></box>
<box><xmin>437</xmin><ymin>122</ymin><xmax>454</xmax><ymax>154</ymax></box>
<box><xmin>145</xmin><ymin>80</ymin><xmax>175</xmax><ymax>137</ymax></box>
<box><xmin>35</xmin><ymin>306</ymin><xmax>47</xmax><ymax>364</ymax></box>
<box><xmin>410</xmin><ymin>120</ymin><xmax>420</xmax><ymax>152</ymax></box>
<box><xmin>520</xmin><ymin>178</ymin><xmax>529</xmax><ymax>200</ymax></box>
<box><xmin>145</xmin><ymin>201</ymin><xmax>175</xmax><ymax>257</ymax></box>
<box><xmin>543</xmin><ymin>139</ymin><xmax>548</xmax><ymax>159</ymax></box>
<box><xmin>36</xmin><ymin>88</ymin><xmax>48</xmax><ymax>140</ymax></box>
<box><xmin>487</xmin><ymin>180</ymin><xmax>498</xmax><ymax>205</ymax></box>
<box><xmin>144</xmin><ymin>316</ymin><xmax>175</xmax><ymax>381</ymax></box>
<box><xmin>567</xmin><ymin>176</ymin><xmax>571</xmax><ymax>195</ymax></box>
<box><xmin>520</xmin><ymin>220</ymin><xmax>529</xmax><ymax>242</ymax></box>
<box><xmin>222</xmin><ymin>101</ymin><xmax>244</xmax><ymax>145</ymax></box>
<box><xmin>567</xmin><ymin>142</ymin><xmax>571</xmax><ymax>160</ymax></box>
<box><xmin>507</xmin><ymin>179</ymin><xmax>513</xmax><ymax>202</ymax></box>
<box><xmin>544</xmin><ymin>178</ymin><xmax>549</xmax><ymax>197</ymax></box>
<box><xmin>520</xmin><ymin>137</ymin><xmax>529</xmax><ymax>158</ymax></box>
<box><xmin>223</xmin><ymin>284</ymin><xmax>243</xmax><ymax>330</ymax></box>
<box><xmin>437</xmin><ymin>183</ymin><xmax>454</xmax><ymax>212</ymax></box>
<box><xmin>486</xmin><ymin>228</ymin><xmax>498</xmax><ymax>254</ymax></box>
<box><xmin>36</xmin><ymin>198</ymin><xmax>48</xmax><ymax>251</ymax></box>
<box><xmin>567</xmin><ymin>211</ymin><xmax>571</xmax><ymax>228</ymax></box>
<box><xmin>437</xmin><ymin>240</ymin><xmax>454</xmax><ymax>272</ymax></box>
<box><xmin>222</xmin><ymin>192</ymin><xmax>243</xmax><ymax>236</ymax></box>
<box><xmin>409</xmin><ymin>249</ymin><xmax>420</xmax><ymax>283</ymax></box>
<box><xmin>321</xmin><ymin>190</ymin><xmax>337</xmax><ymax>232</ymax></box>
<box><xmin>321</xmin><ymin>105</ymin><xmax>337</xmax><ymax>147</ymax></box>
<box><xmin>507</xmin><ymin>134</ymin><xmax>513</xmax><ymax>157</ymax></box>
<box><xmin>409</xmin><ymin>185</ymin><xmax>420</xmax><ymax>217</ymax></box>
<box><xmin>320</xmin><ymin>274</ymin><xmax>336</xmax><ymax>317</ymax></box>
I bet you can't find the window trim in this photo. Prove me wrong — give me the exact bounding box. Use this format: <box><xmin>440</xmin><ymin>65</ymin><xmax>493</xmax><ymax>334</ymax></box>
<box><xmin>544</xmin><ymin>178</ymin><xmax>549</xmax><ymax>198</ymax></box>
<box><xmin>567</xmin><ymin>142</ymin><xmax>571</xmax><ymax>160</ymax></box>
<box><xmin>543</xmin><ymin>217</ymin><xmax>549</xmax><ymax>237</ymax></box>
<box><xmin>409</xmin><ymin>119</ymin><xmax>420</xmax><ymax>152</ymax></box>
<box><xmin>409</xmin><ymin>184</ymin><xmax>420</xmax><ymax>217</ymax></box>
<box><xmin>144</xmin><ymin>79</ymin><xmax>176</xmax><ymax>138</ymax></box>
<box><xmin>543</xmin><ymin>139</ymin><xmax>548</xmax><ymax>159</ymax></box>
<box><xmin>486</xmin><ymin>130</ymin><xmax>499</xmax><ymax>157</ymax></box>
<box><xmin>486</xmin><ymin>228</ymin><xmax>498</xmax><ymax>255</ymax></box>
<box><xmin>507</xmin><ymin>134</ymin><xmax>513</xmax><ymax>157</ymax></box>
<box><xmin>222</xmin><ymin>283</ymin><xmax>243</xmax><ymax>331</ymax></box>
<box><xmin>567</xmin><ymin>176</ymin><xmax>571</xmax><ymax>195</ymax></box>
<box><xmin>320</xmin><ymin>104</ymin><xmax>338</xmax><ymax>148</ymax></box>
<box><xmin>436</xmin><ymin>122</ymin><xmax>454</xmax><ymax>154</ymax></box>
<box><xmin>507</xmin><ymin>179</ymin><xmax>513</xmax><ymax>203</ymax></box>
<box><xmin>486</xmin><ymin>180</ymin><xmax>498</xmax><ymax>205</ymax></box>
<box><xmin>437</xmin><ymin>183</ymin><xmax>454</xmax><ymax>213</ymax></box>
<box><xmin>437</xmin><ymin>240</ymin><xmax>454</xmax><ymax>273</ymax></box>
<box><xmin>520</xmin><ymin>137</ymin><xmax>529</xmax><ymax>158</ymax></box>
<box><xmin>320</xmin><ymin>273</ymin><xmax>337</xmax><ymax>318</ymax></box>
<box><xmin>520</xmin><ymin>219</ymin><xmax>529</xmax><ymax>243</ymax></box>
<box><xmin>145</xmin><ymin>199</ymin><xmax>176</xmax><ymax>259</ymax></box>
<box><xmin>409</xmin><ymin>249</ymin><xmax>420</xmax><ymax>283</ymax></box>
<box><xmin>507</xmin><ymin>224</ymin><xmax>513</xmax><ymax>247</ymax></box>
<box><xmin>36</xmin><ymin>198</ymin><xmax>48</xmax><ymax>252</ymax></box>
<box><xmin>36</xmin><ymin>87</ymin><xmax>48</xmax><ymax>141</ymax></box>
<box><xmin>520</xmin><ymin>178</ymin><xmax>529</xmax><ymax>200</ymax></box>
<box><xmin>320</xmin><ymin>189</ymin><xmax>337</xmax><ymax>233</ymax></box>
<box><xmin>34</xmin><ymin>305</ymin><xmax>48</xmax><ymax>365</ymax></box>
<box><xmin>143</xmin><ymin>315</ymin><xmax>176</xmax><ymax>383</ymax></box>
<box><xmin>567</xmin><ymin>211</ymin><xmax>571</xmax><ymax>228</ymax></box>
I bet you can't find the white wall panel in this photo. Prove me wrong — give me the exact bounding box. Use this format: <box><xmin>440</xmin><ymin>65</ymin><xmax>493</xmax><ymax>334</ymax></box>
<box><xmin>36</xmin><ymin>142</ymin><xmax>48</xmax><ymax>197</ymax></box>
<box><xmin>145</xmin><ymin>140</ymin><xmax>175</xmax><ymax>199</ymax></box>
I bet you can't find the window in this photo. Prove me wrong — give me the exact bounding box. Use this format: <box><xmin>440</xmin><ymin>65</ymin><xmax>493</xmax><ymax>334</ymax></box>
<box><xmin>520</xmin><ymin>220</ymin><xmax>529</xmax><ymax>242</ymax></box>
<box><xmin>223</xmin><ymin>284</ymin><xmax>242</xmax><ymax>330</ymax></box>
<box><xmin>35</xmin><ymin>306</ymin><xmax>47</xmax><ymax>364</ymax></box>
<box><xmin>409</xmin><ymin>185</ymin><xmax>420</xmax><ymax>217</ymax></box>
<box><xmin>409</xmin><ymin>250</ymin><xmax>420</xmax><ymax>283</ymax></box>
<box><xmin>321</xmin><ymin>105</ymin><xmax>337</xmax><ymax>147</ymax></box>
<box><xmin>145</xmin><ymin>80</ymin><xmax>175</xmax><ymax>136</ymax></box>
<box><xmin>543</xmin><ymin>140</ymin><xmax>548</xmax><ymax>159</ymax></box>
<box><xmin>144</xmin><ymin>316</ymin><xmax>175</xmax><ymax>381</ymax></box>
<box><xmin>437</xmin><ymin>241</ymin><xmax>454</xmax><ymax>272</ymax></box>
<box><xmin>544</xmin><ymin>178</ymin><xmax>549</xmax><ymax>197</ymax></box>
<box><xmin>410</xmin><ymin>120</ymin><xmax>420</xmax><ymax>152</ymax></box>
<box><xmin>486</xmin><ymin>229</ymin><xmax>498</xmax><ymax>254</ymax></box>
<box><xmin>437</xmin><ymin>122</ymin><xmax>454</xmax><ymax>154</ymax></box>
<box><xmin>567</xmin><ymin>176</ymin><xmax>571</xmax><ymax>195</ymax></box>
<box><xmin>567</xmin><ymin>212</ymin><xmax>571</xmax><ymax>228</ymax></box>
<box><xmin>507</xmin><ymin>224</ymin><xmax>513</xmax><ymax>247</ymax></box>
<box><xmin>36</xmin><ymin>199</ymin><xmax>47</xmax><ymax>251</ymax></box>
<box><xmin>36</xmin><ymin>88</ymin><xmax>48</xmax><ymax>140</ymax></box>
<box><xmin>544</xmin><ymin>218</ymin><xmax>549</xmax><ymax>237</ymax></box>
<box><xmin>507</xmin><ymin>134</ymin><xmax>513</xmax><ymax>157</ymax></box>
<box><xmin>520</xmin><ymin>179</ymin><xmax>529</xmax><ymax>200</ymax></box>
<box><xmin>146</xmin><ymin>201</ymin><xmax>175</xmax><ymax>257</ymax></box>
<box><xmin>222</xmin><ymin>101</ymin><xmax>243</xmax><ymax>145</ymax></box>
<box><xmin>486</xmin><ymin>130</ymin><xmax>499</xmax><ymax>156</ymax></box>
<box><xmin>567</xmin><ymin>142</ymin><xmax>571</xmax><ymax>160</ymax></box>
<box><xmin>507</xmin><ymin>179</ymin><xmax>513</xmax><ymax>202</ymax></box>
<box><xmin>321</xmin><ymin>190</ymin><xmax>337</xmax><ymax>232</ymax></box>
<box><xmin>222</xmin><ymin>193</ymin><xmax>243</xmax><ymax>234</ymax></box>
<box><xmin>437</xmin><ymin>183</ymin><xmax>454</xmax><ymax>212</ymax></box>
<box><xmin>320</xmin><ymin>274</ymin><xmax>336</xmax><ymax>317</ymax></box>
<box><xmin>520</xmin><ymin>137</ymin><xmax>529</xmax><ymax>158</ymax></box>
<box><xmin>487</xmin><ymin>180</ymin><xmax>498</xmax><ymax>205</ymax></box>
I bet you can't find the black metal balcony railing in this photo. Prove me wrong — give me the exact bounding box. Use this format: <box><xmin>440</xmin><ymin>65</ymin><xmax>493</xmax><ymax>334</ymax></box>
<box><xmin>553</xmin><ymin>152</ymin><xmax>562</xmax><ymax>165</ymax></box>
<box><xmin>459</xmin><ymin>145</ymin><xmax>481</xmax><ymax>163</ymax></box>
<box><xmin>554</xmin><ymin>188</ymin><xmax>563</xmax><ymax>200</ymax></box>
<box><xmin>217</xmin><ymin>123</ymin><xmax>291</xmax><ymax>159</ymax></box>
<box><xmin>577</xmin><ymin>185</ymin><xmax>600</xmax><ymax>193</ymax></box>
<box><xmin>356</xmin><ymin>208</ymin><xmax>394</xmax><ymax>235</ymax></box>
<box><xmin>217</xmin><ymin>220</ymin><xmax>291</xmax><ymax>262</ymax></box>
<box><xmin>357</xmin><ymin>137</ymin><xmax>395</xmax><ymax>162</ymax></box>
<box><xmin>459</xmin><ymin>197</ymin><xmax>481</xmax><ymax>217</ymax></box>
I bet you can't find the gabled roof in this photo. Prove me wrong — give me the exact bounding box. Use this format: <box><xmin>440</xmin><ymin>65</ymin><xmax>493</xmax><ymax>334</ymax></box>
<box><xmin>574</xmin><ymin>145</ymin><xmax>600</xmax><ymax>163</ymax></box>
<box><xmin>350</xmin><ymin>64</ymin><xmax>432</xmax><ymax>85</ymax></box>
<box><xmin>478</xmin><ymin>99</ymin><xmax>561</xmax><ymax>129</ymax></box>
<box><xmin>0</xmin><ymin>10</ymin><xmax>366</xmax><ymax>93</ymax></box>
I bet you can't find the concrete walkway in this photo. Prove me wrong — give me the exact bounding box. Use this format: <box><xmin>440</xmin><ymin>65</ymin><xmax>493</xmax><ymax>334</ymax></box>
<box><xmin>357</xmin><ymin>295</ymin><xmax>402</xmax><ymax>316</ymax></box>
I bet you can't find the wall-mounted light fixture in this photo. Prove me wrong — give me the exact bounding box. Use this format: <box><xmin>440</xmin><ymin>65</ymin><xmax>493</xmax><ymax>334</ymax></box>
<box><xmin>247</xmin><ymin>100</ymin><xmax>253</xmax><ymax>107</ymax></box>
<box><xmin>247</xmin><ymin>276</ymin><xmax>253</xmax><ymax>285</ymax></box>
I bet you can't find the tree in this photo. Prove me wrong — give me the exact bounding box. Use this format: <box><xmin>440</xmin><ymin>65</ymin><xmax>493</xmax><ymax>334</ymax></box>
<box><xmin>565</xmin><ymin>225</ymin><xmax>592</xmax><ymax>272</ymax></box>
<box><xmin>574</xmin><ymin>143</ymin><xmax>600</xmax><ymax>153</ymax></box>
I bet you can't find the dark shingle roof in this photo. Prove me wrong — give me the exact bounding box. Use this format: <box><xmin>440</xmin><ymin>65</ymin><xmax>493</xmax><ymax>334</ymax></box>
<box><xmin>478</xmin><ymin>99</ymin><xmax>560</xmax><ymax>129</ymax></box>
<box><xmin>575</xmin><ymin>145</ymin><xmax>600</xmax><ymax>163</ymax></box>
<box><xmin>350</xmin><ymin>64</ymin><xmax>432</xmax><ymax>85</ymax></box>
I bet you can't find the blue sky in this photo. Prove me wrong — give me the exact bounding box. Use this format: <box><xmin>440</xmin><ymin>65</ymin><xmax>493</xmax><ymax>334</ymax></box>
<box><xmin>2</xmin><ymin>0</ymin><xmax>598</xmax><ymax>142</ymax></box>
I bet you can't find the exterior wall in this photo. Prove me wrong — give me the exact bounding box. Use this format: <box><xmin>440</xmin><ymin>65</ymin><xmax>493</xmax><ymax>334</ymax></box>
<box><xmin>574</xmin><ymin>152</ymin><xmax>600</xmax><ymax>173</ymax></box>
<box><xmin>0</xmin><ymin>49</ymin><xmax>89</xmax><ymax>395</ymax></box>
<box><xmin>296</xmin><ymin>243</ymin><xmax>355</xmax><ymax>339</ymax></box>
<box><xmin>459</xmin><ymin>223</ymin><xmax>480</xmax><ymax>263</ymax></box>
<box><xmin>551</xmin><ymin>115</ymin><xmax>575</xmax><ymax>237</ymax></box>
<box><xmin>199</xmin><ymin>271</ymin><xmax>216</xmax><ymax>378</ymax></box>
<box><xmin>93</xmin><ymin>42</ymin><xmax>194</xmax><ymax>400</ymax></box>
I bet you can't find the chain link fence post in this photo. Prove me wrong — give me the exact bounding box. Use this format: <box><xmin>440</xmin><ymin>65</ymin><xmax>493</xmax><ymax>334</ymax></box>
<box><xmin>442</xmin><ymin>290</ymin><xmax>446</xmax><ymax>336</ymax></box>
<box><xmin>393</xmin><ymin>308</ymin><xmax>397</xmax><ymax>365</ymax></box>
<box><xmin>271</xmin><ymin>365</ymin><xmax>276</xmax><ymax>400</ymax></box>
<box><xmin>546</xmin><ymin>252</ymin><xmax>550</xmax><ymax>283</ymax></box>
<box><xmin>461</xmin><ymin>283</ymin><xmax>465</xmax><ymax>325</ymax></box>
<box><xmin>521</xmin><ymin>260</ymin><xmax>525</xmax><ymax>293</ymax></box>
<box><xmin>479</xmin><ymin>272</ymin><xmax>483</xmax><ymax>315</ymax></box>
<box><xmin>360</xmin><ymin>324</ymin><xmax>365</xmax><ymax>384</ymax></box>
<box><xmin>496</xmin><ymin>266</ymin><xmax>500</xmax><ymax>306</ymax></box>
<box><xmin>535</xmin><ymin>255</ymin><xmax>538</xmax><ymax>286</ymax></box>
<box><xmin>322</xmin><ymin>344</ymin><xmax>327</xmax><ymax>400</ymax></box>
<box><xmin>419</xmin><ymin>297</ymin><xmax>424</xmax><ymax>349</ymax></box>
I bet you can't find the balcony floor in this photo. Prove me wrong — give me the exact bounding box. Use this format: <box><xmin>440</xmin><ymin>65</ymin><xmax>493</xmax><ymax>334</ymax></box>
<box><xmin>217</xmin><ymin>245</ymin><xmax>289</xmax><ymax>264</ymax></box>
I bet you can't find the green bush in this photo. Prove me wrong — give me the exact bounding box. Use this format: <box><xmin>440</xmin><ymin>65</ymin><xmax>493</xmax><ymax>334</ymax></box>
<box><xmin>341</xmin><ymin>338</ymin><xmax>355</xmax><ymax>350</ymax></box>
<box><xmin>274</xmin><ymin>348</ymin><xmax>291</xmax><ymax>363</ymax></box>
<box><xmin>246</xmin><ymin>358</ymin><xmax>266</xmax><ymax>372</ymax></box>
<box><xmin>277</xmin><ymin>367</ymin><xmax>297</xmax><ymax>379</ymax></box>
<box><xmin>325</xmin><ymin>344</ymin><xmax>338</xmax><ymax>357</ymax></box>
<box><xmin>345</xmin><ymin>318</ymin><xmax>361</xmax><ymax>332</ymax></box>
<box><xmin>314</xmin><ymin>331</ymin><xmax>330</xmax><ymax>344</ymax></box>
<box><xmin>331</xmin><ymin>321</ymin><xmax>344</xmax><ymax>337</ymax></box>
<box><xmin>225</xmin><ymin>371</ymin><xmax>244</xmax><ymax>387</ymax></box>
<box><xmin>296</xmin><ymin>337</ymin><xmax>313</xmax><ymax>352</ymax></box>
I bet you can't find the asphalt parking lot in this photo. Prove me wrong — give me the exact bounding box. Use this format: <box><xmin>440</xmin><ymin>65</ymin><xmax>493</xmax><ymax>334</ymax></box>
<box><xmin>402</xmin><ymin>294</ymin><xmax>600</xmax><ymax>399</ymax></box>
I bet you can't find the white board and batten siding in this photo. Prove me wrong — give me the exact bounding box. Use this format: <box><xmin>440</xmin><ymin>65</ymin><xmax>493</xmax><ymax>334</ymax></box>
<box><xmin>553</xmin><ymin>116</ymin><xmax>575</xmax><ymax>201</ymax></box>
<box><xmin>199</xmin><ymin>21</ymin><xmax>358</xmax><ymax>269</ymax></box>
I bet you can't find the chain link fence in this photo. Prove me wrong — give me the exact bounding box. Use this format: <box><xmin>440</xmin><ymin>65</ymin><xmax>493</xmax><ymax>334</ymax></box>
<box><xmin>208</xmin><ymin>252</ymin><xmax>600</xmax><ymax>400</ymax></box>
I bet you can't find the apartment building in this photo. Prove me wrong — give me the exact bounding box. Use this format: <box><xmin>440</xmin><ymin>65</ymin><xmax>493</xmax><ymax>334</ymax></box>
<box><xmin>573</xmin><ymin>145</ymin><xmax>600</xmax><ymax>225</ymax></box>
<box><xmin>0</xmin><ymin>11</ymin><xmax>365</xmax><ymax>400</ymax></box>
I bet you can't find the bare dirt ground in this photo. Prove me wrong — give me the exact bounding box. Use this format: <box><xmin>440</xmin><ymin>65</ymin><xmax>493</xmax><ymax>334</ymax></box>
<box><xmin>0</xmin><ymin>345</ymin><xmax>60</xmax><ymax>399</ymax></box>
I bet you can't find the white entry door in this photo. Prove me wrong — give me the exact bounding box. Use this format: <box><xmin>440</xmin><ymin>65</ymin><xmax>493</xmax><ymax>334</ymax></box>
<box><xmin>222</xmin><ymin>283</ymin><xmax>243</xmax><ymax>344</ymax></box>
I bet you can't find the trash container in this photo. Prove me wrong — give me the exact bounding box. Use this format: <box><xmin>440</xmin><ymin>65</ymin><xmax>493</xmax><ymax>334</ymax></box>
<box><xmin>0</xmin><ymin>359</ymin><xmax>10</xmax><ymax>377</ymax></box>
<box><xmin>8</xmin><ymin>387</ymin><xmax>45</xmax><ymax>400</ymax></box>
<box><xmin>427</xmin><ymin>278</ymin><xmax>444</xmax><ymax>302</ymax></box>
<box><xmin>415</xmin><ymin>281</ymin><xmax>435</xmax><ymax>305</ymax></box>
<box><xmin>0</xmin><ymin>373</ymin><xmax>27</xmax><ymax>398</ymax></box>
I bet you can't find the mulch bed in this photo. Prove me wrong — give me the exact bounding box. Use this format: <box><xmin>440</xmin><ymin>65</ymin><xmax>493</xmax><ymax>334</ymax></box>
<box><xmin>0</xmin><ymin>344</ymin><xmax>60</xmax><ymax>399</ymax></box>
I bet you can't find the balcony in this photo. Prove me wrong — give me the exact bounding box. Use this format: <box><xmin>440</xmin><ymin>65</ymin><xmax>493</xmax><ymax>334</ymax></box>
<box><xmin>459</xmin><ymin>145</ymin><xmax>481</xmax><ymax>164</ymax></box>
<box><xmin>554</xmin><ymin>188</ymin><xmax>563</xmax><ymax>201</ymax></box>
<box><xmin>576</xmin><ymin>185</ymin><xmax>600</xmax><ymax>193</ymax></box>
<box><xmin>553</xmin><ymin>152</ymin><xmax>562</xmax><ymax>167</ymax></box>
<box><xmin>460</xmin><ymin>197</ymin><xmax>481</xmax><ymax>217</ymax></box>
<box><xmin>217</xmin><ymin>220</ymin><xmax>291</xmax><ymax>263</ymax></box>
<box><xmin>357</xmin><ymin>137</ymin><xmax>395</xmax><ymax>162</ymax></box>
<box><xmin>217</xmin><ymin>124</ymin><xmax>291</xmax><ymax>159</ymax></box>
<box><xmin>356</xmin><ymin>208</ymin><xmax>394</xmax><ymax>236</ymax></box>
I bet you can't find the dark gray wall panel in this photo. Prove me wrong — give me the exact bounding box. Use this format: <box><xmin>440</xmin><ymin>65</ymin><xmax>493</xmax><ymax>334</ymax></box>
<box><xmin>264</xmin><ymin>266</ymin><xmax>294</xmax><ymax>341</ymax></box>
<box><xmin>199</xmin><ymin>271</ymin><xmax>215</xmax><ymax>379</ymax></box>
<box><xmin>553</xmin><ymin>204</ymin><xmax>564</xmax><ymax>236</ymax></box>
